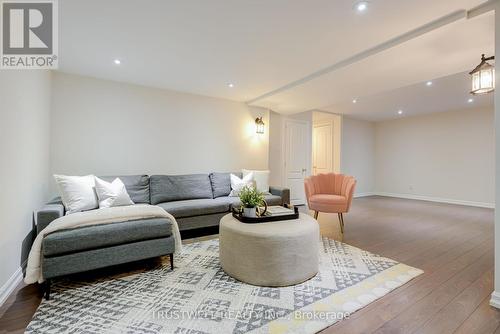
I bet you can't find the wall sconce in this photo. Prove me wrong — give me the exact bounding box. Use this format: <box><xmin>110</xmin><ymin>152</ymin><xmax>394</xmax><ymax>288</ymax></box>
<box><xmin>470</xmin><ymin>54</ymin><xmax>495</xmax><ymax>95</ymax></box>
<box><xmin>255</xmin><ymin>117</ymin><xmax>265</xmax><ymax>134</ymax></box>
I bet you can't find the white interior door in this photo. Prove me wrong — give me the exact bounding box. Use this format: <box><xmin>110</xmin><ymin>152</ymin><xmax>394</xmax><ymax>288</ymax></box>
<box><xmin>313</xmin><ymin>122</ymin><xmax>333</xmax><ymax>175</ymax></box>
<box><xmin>284</xmin><ymin>119</ymin><xmax>309</xmax><ymax>205</ymax></box>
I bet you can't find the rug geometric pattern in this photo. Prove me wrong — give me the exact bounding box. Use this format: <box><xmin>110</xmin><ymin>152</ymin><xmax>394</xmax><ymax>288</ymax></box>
<box><xmin>26</xmin><ymin>238</ymin><xmax>423</xmax><ymax>334</ymax></box>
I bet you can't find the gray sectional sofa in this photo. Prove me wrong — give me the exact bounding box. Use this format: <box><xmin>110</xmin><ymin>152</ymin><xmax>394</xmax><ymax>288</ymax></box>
<box><xmin>35</xmin><ymin>172</ymin><xmax>289</xmax><ymax>299</ymax></box>
<box><xmin>151</xmin><ymin>172</ymin><xmax>289</xmax><ymax>230</ymax></box>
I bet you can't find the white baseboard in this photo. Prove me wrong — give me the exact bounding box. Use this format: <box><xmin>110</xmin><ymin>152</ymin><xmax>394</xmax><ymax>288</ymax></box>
<box><xmin>490</xmin><ymin>291</ymin><xmax>500</xmax><ymax>309</ymax></box>
<box><xmin>354</xmin><ymin>192</ymin><xmax>376</xmax><ymax>198</ymax></box>
<box><xmin>0</xmin><ymin>266</ymin><xmax>23</xmax><ymax>307</ymax></box>
<box><xmin>373</xmin><ymin>192</ymin><xmax>494</xmax><ymax>209</ymax></box>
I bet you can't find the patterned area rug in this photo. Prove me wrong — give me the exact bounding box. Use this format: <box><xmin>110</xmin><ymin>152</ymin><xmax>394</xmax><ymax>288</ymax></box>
<box><xmin>27</xmin><ymin>238</ymin><xmax>422</xmax><ymax>334</ymax></box>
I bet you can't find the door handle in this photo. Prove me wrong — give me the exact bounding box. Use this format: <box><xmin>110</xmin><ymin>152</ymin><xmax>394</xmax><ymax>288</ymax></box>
<box><xmin>302</xmin><ymin>168</ymin><xmax>307</xmax><ymax>173</ymax></box>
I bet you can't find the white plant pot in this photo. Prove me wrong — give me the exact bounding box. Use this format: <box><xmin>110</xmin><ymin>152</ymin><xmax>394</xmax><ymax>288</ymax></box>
<box><xmin>243</xmin><ymin>207</ymin><xmax>257</xmax><ymax>218</ymax></box>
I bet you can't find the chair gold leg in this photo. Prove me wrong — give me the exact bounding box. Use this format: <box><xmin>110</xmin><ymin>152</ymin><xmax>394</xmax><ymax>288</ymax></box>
<box><xmin>338</xmin><ymin>213</ymin><xmax>345</xmax><ymax>234</ymax></box>
<box><xmin>314</xmin><ymin>211</ymin><xmax>319</xmax><ymax>219</ymax></box>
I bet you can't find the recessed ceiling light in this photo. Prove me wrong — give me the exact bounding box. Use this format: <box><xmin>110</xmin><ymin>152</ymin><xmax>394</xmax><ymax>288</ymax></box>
<box><xmin>468</xmin><ymin>98</ymin><xmax>474</xmax><ymax>103</ymax></box>
<box><xmin>228</xmin><ymin>83</ymin><xmax>234</xmax><ymax>88</ymax></box>
<box><xmin>352</xmin><ymin>99</ymin><xmax>357</xmax><ymax>104</ymax></box>
<box><xmin>113</xmin><ymin>59</ymin><xmax>121</xmax><ymax>65</ymax></box>
<box><xmin>398</xmin><ymin>110</ymin><xmax>403</xmax><ymax>115</ymax></box>
<box><xmin>426</xmin><ymin>81</ymin><xmax>433</xmax><ymax>86</ymax></box>
<box><xmin>355</xmin><ymin>1</ymin><xmax>369</xmax><ymax>12</ymax></box>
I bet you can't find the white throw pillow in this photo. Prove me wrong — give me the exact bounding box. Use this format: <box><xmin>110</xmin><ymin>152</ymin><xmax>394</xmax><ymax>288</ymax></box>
<box><xmin>242</xmin><ymin>169</ymin><xmax>270</xmax><ymax>194</ymax></box>
<box><xmin>53</xmin><ymin>174</ymin><xmax>98</xmax><ymax>214</ymax></box>
<box><xmin>229</xmin><ymin>173</ymin><xmax>254</xmax><ymax>197</ymax></box>
<box><xmin>94</xmin><ymin>176</ymin><xmax>134</xmax><ymax>208</ymax></box>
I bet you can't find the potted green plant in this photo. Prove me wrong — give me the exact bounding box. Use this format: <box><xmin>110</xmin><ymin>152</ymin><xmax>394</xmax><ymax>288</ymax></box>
<box><xmin>239</xmin><ymin>185</ymin><xmax>265</xmax><ymax>217</ymax></box>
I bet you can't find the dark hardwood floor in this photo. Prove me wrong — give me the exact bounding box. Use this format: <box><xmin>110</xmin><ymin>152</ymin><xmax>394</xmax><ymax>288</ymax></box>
<box><xmin>0</xmin><ymin>196</ymin><xmax>497</xmax><ymax>333</ymax></box>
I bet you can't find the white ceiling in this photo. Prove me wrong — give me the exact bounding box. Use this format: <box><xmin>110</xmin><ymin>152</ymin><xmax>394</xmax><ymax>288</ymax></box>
<box><xmin>252</xmin><ymin>11</ymin><xmax>494</xmax><ymax>115</ymax></box>
<box><xmin>58</xmin><ymin>0</ymin><xmax>494</xmax><ymax>119</ymax></box>
<box><xmin>324</xmin><ymin>71</ymin><xmax>493</xmax><ymax>122</ymax></box>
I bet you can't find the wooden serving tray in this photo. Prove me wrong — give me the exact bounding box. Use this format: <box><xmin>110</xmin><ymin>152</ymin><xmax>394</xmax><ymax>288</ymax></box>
<box><xmin>231</xmin><ymin>204</ymin><xmax>299</xmax><ymax>224</ymax></box>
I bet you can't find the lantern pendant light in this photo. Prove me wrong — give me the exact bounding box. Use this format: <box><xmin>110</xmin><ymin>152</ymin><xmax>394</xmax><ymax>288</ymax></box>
<box><xmin>470</xmin><ymin>54</ymin><xmax>495</xmax><ymax>95</ymax></box>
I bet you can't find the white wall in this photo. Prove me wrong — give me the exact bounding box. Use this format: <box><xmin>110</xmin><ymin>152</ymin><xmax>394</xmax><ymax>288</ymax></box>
<box><xmin>268</xmin><ymin>111</ymin><xmax>285</xmax><ymax>186</ymax></box>
<box><xmin>0</xmin><ymin>71</ymin><xmax>52</xmax><ymax>303</ymax></box>
<box><xmin>375</xmin><ymin>107</ymin><xmax>494</xmax><ymax>206</ymax></box>
<box><xmin>341</xmin><ymin>117</ymin><xmax>375</xmax><ymax>195</ymax></box>
<box><xmin>50</xmin><ymin>72</ymin><xmax>269</xmax><ymax>182</ymax></box>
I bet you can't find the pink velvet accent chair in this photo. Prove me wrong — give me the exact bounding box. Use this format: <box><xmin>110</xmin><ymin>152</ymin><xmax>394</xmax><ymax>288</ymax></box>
<box><xmin>304</xmin><ymin>173</ymin><xmax>356</xmax><ymax>233</ymax></box>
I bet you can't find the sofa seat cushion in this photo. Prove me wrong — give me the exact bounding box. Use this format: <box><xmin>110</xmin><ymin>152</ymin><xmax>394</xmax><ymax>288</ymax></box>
<box><xmin>42</xmin><ymin>218</ymin><xmax>172</xmax><ymax>257</ymax></box>
<box><xmin>264</xmin><ymin>194</ymin><xmax>284</xmax><ymax>206</ymax></box>
<box><xmin>157</xmin><ymin>198</ymin><xmax>230</xmax><ymax>218</ymax></box>
<box><xmin>219</xmin><ymin>194</ymin><xmax>283</xmax><ymax>209</ymax></box>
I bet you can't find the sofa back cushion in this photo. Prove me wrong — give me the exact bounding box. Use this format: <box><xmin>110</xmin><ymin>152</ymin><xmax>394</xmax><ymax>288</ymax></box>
<box><xmin>209</xmin><ymin>172</ymin><xmax>242</xmax><ymax>198</ymax></box>
<box><xmin>150</xmin><ymin>174</ymin><xmax>213</xmax><ymax>204</ymax></box>
<box><xmin>99</xmin><ymin>175</ymin><xmax>150</xmax><ymax>204</ymax></box>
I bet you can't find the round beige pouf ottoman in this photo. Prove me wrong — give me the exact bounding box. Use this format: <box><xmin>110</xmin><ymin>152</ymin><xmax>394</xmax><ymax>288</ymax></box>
<box><xmin>219</xmin><ymin>213</ymin><xmax>320</xmax><ymax>287</ymax></box>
